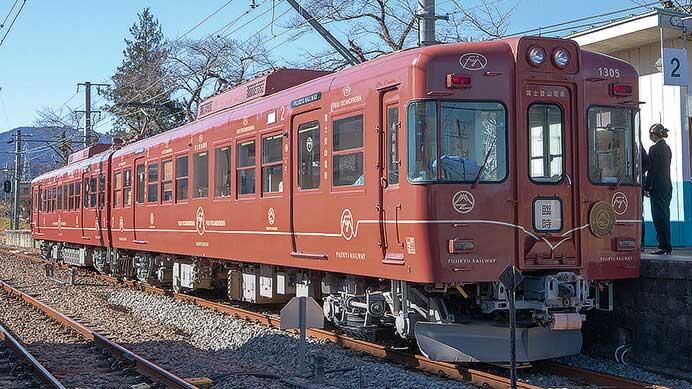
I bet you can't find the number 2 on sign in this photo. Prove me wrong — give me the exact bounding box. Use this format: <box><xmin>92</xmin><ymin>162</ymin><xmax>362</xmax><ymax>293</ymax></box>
<box><xmin>671</xmin><ymin>58</ymin><xmax>681</xmax><ymax>78</ymax></box>
<box><xmin>598</xmin><ymin>67</ymin><xmax>620</xmax><ymax>78</ymax></box>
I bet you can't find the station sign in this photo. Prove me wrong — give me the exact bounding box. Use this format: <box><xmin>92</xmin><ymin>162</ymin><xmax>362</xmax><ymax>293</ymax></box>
<box><xmin>663</xmin><ymin>48</ymin><xmax>688</xmax><ymax>87</ymax></box>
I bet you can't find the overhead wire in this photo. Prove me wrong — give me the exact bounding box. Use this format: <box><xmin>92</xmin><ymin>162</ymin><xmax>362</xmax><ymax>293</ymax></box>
<box><xmin>0</xmin><ymin>0</ymin><xmax>26</xmax><ymax>48</ymax></box>
<box><xmin>0</xmin><ymin>0</ymin><xmax>19</xmax><ymax>30</ymax></box>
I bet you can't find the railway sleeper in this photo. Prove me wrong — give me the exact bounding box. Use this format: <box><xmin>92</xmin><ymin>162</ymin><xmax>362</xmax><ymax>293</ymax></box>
<box><xmin>42</xmin><ymin>240</ymin><xmax>604</xmax><ymax>364</ymax></box>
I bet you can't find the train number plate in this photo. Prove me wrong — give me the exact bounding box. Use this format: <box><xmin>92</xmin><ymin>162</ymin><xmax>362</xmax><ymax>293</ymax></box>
<box><xmin>533</xmin><ymin>198</ymin><xmax>562</xmax><ymax>232</ymax></box>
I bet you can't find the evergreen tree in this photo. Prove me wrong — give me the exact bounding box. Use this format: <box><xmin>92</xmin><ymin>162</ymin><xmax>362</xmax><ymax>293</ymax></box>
<box><xmin>109</xmin><ymin>8</ymin><xmax>183</xmax><ymax>141</ymax></box>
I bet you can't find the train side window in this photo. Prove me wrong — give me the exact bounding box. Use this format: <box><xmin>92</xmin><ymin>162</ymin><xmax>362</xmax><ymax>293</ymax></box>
<box><xmin>123</xmin><ymin>170</ymin><xmax>132</xmax><ymax>206</ymax></box>
<box><xmin>162</xmin><ymin>159</ymin><xmax>173</xmax><ymax>202</ymax></box>
<box><xmin>528</xmin><ymin>104</ymin><xmax>563</xmax><ymax>183</ymax></box>
<box><xmin>193</xmin><ymin>152</ymin><xmax>209</xmax><ymax>198</ymax></box>
<box><xmin>69</xmin><ymin>183</ymin><xmax>75</xmax><ymax>210</ymax></box>
<box><xmin>387</xmin><ymin>107</ymin><xmax>400</xmax><ymax>185</ymax></box>
<box><xmin>63</xmin><ymin>185</ymin><xmax>68</xmax><ymax>210</ymax></box>
<box><xmin>298</xmin><ymin>121</ymin><xmax>320</xmax><ymax>190</ymax></box>
<box><xmin>136</xmin><ymin>164</ymin><xmax>145</xmax><ymax>204</ymax></box>
<box><xmin>237</xmin><ymin>140</ymin><xmax>256</xmax><ymax>195</ymax></box>
<box><xmin>333</xmin><ymin>115</ymin><xmax>364</xmax><ymax>186</ymax></box>
<box><xmin>262</xmin><ymin>134</ymin><xmax>283</xmax><ymax>193</ymax></box>
<box><xmin>98</xmin><ymin>174</ymin><xmax>106</xmax><ymax>209</ymax></box>
<box><xmin>51</xmin><ymin>187</ymin><xmax>56</xmax><ymax>212</ymax></box>
<box><xmin>147</xmin><ymin>163</ymin><xmax>159</xmax><ymax>203</ymax></box>
<box><xmin>57</xmin><ymin>185</ymin><xmax>63</xmax><ymax>210</ymax></box>
<box><xmin>407</xmin><ymin>101</ymin><xmax>437</xmax><ymax>182</ymax></box>
<box><xmin>75</xmin><ymin>182</ymin><xmax>81</xmax><ymax>210</ymax></box>
<box><xmin>89</xmin><ymin>177</ymin><xmax>97</xmax><ymax>208</ymax></box>
<box><xmin>214</xmin><ymin>146</ymin><xmax>231</xmax><ymax>197</ymax></box>
<box><xmin>113</xmin><ymin>172</ymin><xmax>122</xmax><ymax>208</ymax></box>
<box><xmin>175</xmin><ymin>155</ymin><xmax>189</xmax><ymax>202</ymax></box>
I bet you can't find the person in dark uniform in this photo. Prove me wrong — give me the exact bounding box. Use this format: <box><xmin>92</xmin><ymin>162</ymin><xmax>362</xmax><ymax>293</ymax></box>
<box><xmin>644</xmin><ymin>123</ymin><xmax>673</xmax><ymax>255</ymax></box>
<box><xmin>641</xmin><ymin>145</ymin><xmax>649</xmax><ymax>251</ymax></box>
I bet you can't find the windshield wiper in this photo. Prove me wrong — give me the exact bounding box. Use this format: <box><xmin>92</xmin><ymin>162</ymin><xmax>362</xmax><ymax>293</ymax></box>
<box><xmin>472</xmin><ymin>138</ymin><xmax>497</xmax><ymax>187</ymax></box>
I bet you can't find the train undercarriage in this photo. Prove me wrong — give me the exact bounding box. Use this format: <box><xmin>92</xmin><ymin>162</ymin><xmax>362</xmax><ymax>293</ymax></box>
<box><xmin>41</xmin><ymin>240</ymin><xmax>602</xmax><ymax>363</ymax></box>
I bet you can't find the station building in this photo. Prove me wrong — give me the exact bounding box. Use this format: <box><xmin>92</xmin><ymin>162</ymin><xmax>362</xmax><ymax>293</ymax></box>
<box><xmin>570</xmin><ymin>8</ymin><xmax>692</xmax><ymax>247</ymax></box>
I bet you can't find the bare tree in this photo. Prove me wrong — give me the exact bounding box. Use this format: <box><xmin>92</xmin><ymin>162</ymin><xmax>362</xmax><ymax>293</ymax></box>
<box><xmin>168</xmin><ymin>35</ymin><xmax>276</xmax><ymax>121</ymax></box>
<box><xmin>284</xmin><ymin>0</ymin><xmax>515</xmax><ymax>70</ymax></box>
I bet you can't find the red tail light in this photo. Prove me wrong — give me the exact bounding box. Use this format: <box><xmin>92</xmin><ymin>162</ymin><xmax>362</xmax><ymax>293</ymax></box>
<box><xmin>446</xmin><ymin>74</ymin><xmax>472</xmax><ymax>89</ymax></box>
<box><xmin>610</xmin><ymin>83</ymin><xmax>632</xmax><ymax>96</ymax></box>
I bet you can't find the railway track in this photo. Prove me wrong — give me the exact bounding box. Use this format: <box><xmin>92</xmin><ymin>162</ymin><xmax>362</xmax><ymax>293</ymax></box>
<box><xmin>1</xmin><ymin>247</ymin><xmax>669</xmax><ymax>389</ymax></box>
<box><xmin>0</xmin><ymin>275</ymin><xmax>196</xmax><ymax>389</ymax></box>
<box><xmin>0</xmin><ymin>322</ymin><xmax>64</xmax><ymax>388</ymax></box>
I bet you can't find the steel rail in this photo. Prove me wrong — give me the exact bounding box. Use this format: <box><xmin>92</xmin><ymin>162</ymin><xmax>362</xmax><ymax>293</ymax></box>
<box><xmin>0</xmin><ymin>278</ymin><xmax>197</xmax><ymax>389</ymax></box>
<box><xmin>0</xmin><ymin>322</ymin><xmax>66</xmax><ymax>389</ymax></box>
<box><xmin>539</xmin><ymin>361</ymin><xmax>669</xmax><ymax>389</ymax></box>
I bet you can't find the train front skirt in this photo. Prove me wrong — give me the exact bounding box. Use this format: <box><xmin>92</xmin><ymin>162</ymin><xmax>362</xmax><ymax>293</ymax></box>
<box><xmin>415</xmin><ymin>322</ymin><xmax>582</xmax><ymax>363</ymax></box>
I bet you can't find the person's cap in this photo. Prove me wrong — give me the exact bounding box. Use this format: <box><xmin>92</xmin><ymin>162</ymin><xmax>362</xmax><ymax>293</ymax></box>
<box><xmin>649</xmin><ymin>123</ymin><xmax>668</xmax><ymax>136</ymax></box>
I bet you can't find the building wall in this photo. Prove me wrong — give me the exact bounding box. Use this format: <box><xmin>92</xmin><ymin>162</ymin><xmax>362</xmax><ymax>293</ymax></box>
<box><xmin>608</xmin><ymin>38</ymin><xmax>692</xmax><ymax>246</ymax></box>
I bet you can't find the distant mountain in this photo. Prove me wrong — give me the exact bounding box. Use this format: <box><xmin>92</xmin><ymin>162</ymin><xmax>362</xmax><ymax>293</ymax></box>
<box><xmin>0</xmin><ymin>127</ymin><xmax>112</xmax><ymax>181</ymax></box>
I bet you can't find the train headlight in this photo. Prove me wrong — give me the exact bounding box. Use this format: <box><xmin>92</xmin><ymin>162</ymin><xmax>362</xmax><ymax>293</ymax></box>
<box><xmin>528</xmin><ymin>46</ymin><xmax>545</xmax><ymax>66</ymax></box>
<box><xmin>553</xmin><ymin>47</ymin><xmax>570</xmax><ymax>68</ymax></box>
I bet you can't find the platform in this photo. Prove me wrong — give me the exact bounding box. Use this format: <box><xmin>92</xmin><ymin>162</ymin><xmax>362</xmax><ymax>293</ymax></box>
<box><xmin>641</xmin><ymin>248</ymin><xmax>692</xmax><ymax>262</ymax></box>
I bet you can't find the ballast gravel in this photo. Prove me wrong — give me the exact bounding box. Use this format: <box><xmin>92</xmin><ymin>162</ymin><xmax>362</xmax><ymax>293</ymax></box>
<box><xmin>1</xmin><ymin>250</ymin><xmax>688</xmax><ymax>388</ymax></box>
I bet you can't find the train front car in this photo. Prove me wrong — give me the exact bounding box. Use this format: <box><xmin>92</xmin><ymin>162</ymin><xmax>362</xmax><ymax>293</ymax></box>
<box><xmin>399</xmin><ymin>37</ymin><xmax>641</xmax><ymax>363</ymax></box>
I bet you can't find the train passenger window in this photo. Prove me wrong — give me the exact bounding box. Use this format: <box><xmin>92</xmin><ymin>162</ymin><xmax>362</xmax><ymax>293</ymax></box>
<box><xmin>387</xmin><ymin>107</ymin><xmax>400</xmax><ymax>185</ymax></box>
<box><xmin>147</xmin><ymin>163</ymin><xmax>159</xmax><ymax>203</ymax></box>
<box><xmin>136</xmin><ymin>164</ymin><xmax>146</xmax><ymax>204</ymax></box>
<box><xmin>193</xmin><ymin>152</ymin><xmax>208</xmax><ymax>198</ymax></box>
<box><xmin>214</xmin><ymin>146</ymin><xmax>231</xmax><ymax>197</ymax></box>
<box><xmin>99</xmin><ymin>175</ymin><xmax>106</xmax><ymax>209</ymax></box>
<box><xmin>51</xmin><ymin>187</ymin><xmax>56</xmax><ymax>212</ymax></box>
<box><xmin>528</xmin><ymin>104</ymin><xmax>563</xmax><ymax>183</ymax></box>
<box><xmin>113</xmin><ymin>172</ymin><xmax>122</xmax><ymax>208</ymax></box>
<box><xmin>123</xmin><ymin>170</ymin><xmax>132</xmax><ymax>206</ymax></box>
<box><xmin>63</xmin><ymin>185</ymin><xmax>68</xmax><ymax>210</ymax></box>
<box><xmin>298</xmin><ymin>121</ymin><xmax>320</xmax><ymax>190</ymax></box>
<box><xmin>237</xmin><ymin>140</ymin><xmax>256</xmax><ymax>195</ymax></box>
<box><xmin>75</xmin><ymin>182</ymin><xmax>81</xmax><ymax>210</ymax></box>
<box><xmin>175</xmin><ymin>156</ymin><xmax>189</xmax><ymax>201</ymax></box>
<box><xmin>69</xmin><ymin>183</ymin><xmax>74</xmax><ymax>210</ymax></box>
<box><xmin>262</xmin><ymin>134</ymin><xmax>283</xmax><ymax>193</ymax></box>
<box><xmin>407</xmin><ymin>101</ymin><xmax>437</xmax><ymax>182</ymax></box>
<box><xmin>333</xmin><ymin>115</ymin><xmax>364</xmax><ymax>187</ymax></box>
<box><xmin>89</xmin><ymin>177</ymin><xmax>97</xmax><ymax>208</ymax></box>
<box><xmin>162</xmin><ymin>160</ymin><xmax>173</xmax><ymax>202</ymax></box>
<box><xmin>57</xmin><ymin>185</ymin><xmax>63</xmax><ymax>210</ymax></box>
<box><xmin>588</xmin><ymin>107</ymin><xmax>634</xmax><ymax>184</ymax></box>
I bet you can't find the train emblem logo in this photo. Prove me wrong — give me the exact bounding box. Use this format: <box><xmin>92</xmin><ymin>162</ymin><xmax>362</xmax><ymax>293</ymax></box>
<box><xmin>306</xmin><ymin>137</ymin><xmax>313</xmax><ymax>153</ymax></box>
<box><xmin>459</xmin><ymin>53</ymin><xmax>487</xmax><ymax>71</ymax></box>
<box><xmin>149</xmin><ymin>212</ymin><xmax>155</xmax><ymax>226</ymax></box>
<box><xmin>118</xmin><ymin>216</ymin><xmax>124</xmax><ymax>232</ymax></box>
<box><xmin>452</xmin><ymin>190</ymin><xmax>475</xmax><ymax>214</ymax></box>
<box><xmin>196</xmin><ymin>207</ymin><xmax>206</xmax><ymax>236</ymax></box>
<box><xmin>611</xmin><ymin>192</ymin><xmax>628</xmax><ymax>215</ymax></box>
<box><xmin>340</xmin><ymin>209</ymin><xmax>355</xmax><ymax>240</ymax></box>
<box><xmin>268</xmin><ymin>208</ymin><xmax>275</xmax><ymax>225</ymax></box>
<box><xmin>343</xmin><ymin>84</ymin><xmax>351</xmax><ymax>97</ymax></box>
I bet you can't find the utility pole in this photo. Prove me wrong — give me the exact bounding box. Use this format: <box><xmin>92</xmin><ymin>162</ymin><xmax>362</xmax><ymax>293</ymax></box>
<box><xmin>12</xmin><ymin>128</ymin><xmax>21</xmax><ymax>230</ymax></box>
<box><xmin>76</xmin><ymin>82</ymin><xmax>109</xmax><ymax>149</ymax></box>
<box><xmin>418</xmin><ymin>0</ymin><xmax>447</xmax><ymax>46</ymax></box>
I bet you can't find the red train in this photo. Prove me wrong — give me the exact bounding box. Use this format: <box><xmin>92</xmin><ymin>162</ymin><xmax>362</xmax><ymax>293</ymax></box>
<box><xmin>31</xmin><ymin>36</ymin><xmax>642</xmax><ymax>363</ymax></box>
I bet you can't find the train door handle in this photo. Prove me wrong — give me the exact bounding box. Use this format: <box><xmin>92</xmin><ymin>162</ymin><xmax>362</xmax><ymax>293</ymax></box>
<box><xmin>565</xmin><ymin>174</ymin><xmax>572</xmax><ymax>187</ymax></box>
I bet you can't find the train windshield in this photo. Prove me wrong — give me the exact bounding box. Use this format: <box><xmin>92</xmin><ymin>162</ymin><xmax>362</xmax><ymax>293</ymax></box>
<box><xmin>587</xmin><ymin>107</ymin><xmax>635</xmax><ymax>185</ymax></box>
<box><xmin>407</xmin><ymin>101</ymin><xmax>507</xmax><ymax>183</ymax></box>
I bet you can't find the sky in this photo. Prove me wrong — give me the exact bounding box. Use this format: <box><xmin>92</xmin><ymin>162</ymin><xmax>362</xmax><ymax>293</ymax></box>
<box><xmin>0</xmin><ymin>0</ymin><xmax>650</xmax><ymax>133</ymax></box>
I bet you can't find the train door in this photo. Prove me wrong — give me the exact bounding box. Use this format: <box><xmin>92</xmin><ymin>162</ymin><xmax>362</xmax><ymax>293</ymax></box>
<box><xmin>80</xmin><ymin>171</ymin><xmax>89</xmax><ymax>239</ymax></box>
<box><xmin>32</xmin><ymin>185</ymin><xmax>40</xmax><ymax>233</ymax></box>
<box><xmin>290</xmin><ymin>108</ymin><xmax>326</xmax><ymax>258</ymax></box>
<box><xmin>517</xmin><ymin>84</ymin><xmax>580</xmax><ymax>269</ymax></box>
<box><xmin>379</xmin><ymin>89</ymin><xmax>404</xmax><ymax>261</ymax></box>
<box><xmin>133</xmin><ymin>158</ymin><xmax>145</xmax><ymax>243</ymax></box>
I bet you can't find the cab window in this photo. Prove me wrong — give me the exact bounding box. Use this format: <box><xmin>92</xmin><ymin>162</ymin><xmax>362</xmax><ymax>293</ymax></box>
<box><xmin>528</xmin><ymin>104</ymin><xmax>563</xmax><ymax>183</ymax></box>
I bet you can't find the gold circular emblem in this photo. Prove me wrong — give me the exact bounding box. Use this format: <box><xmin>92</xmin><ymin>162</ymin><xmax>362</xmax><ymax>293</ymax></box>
<box><xmin>589</xmin><ymin>201</ymin><xmax>615</xmax><ymax>238</ymax></box>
